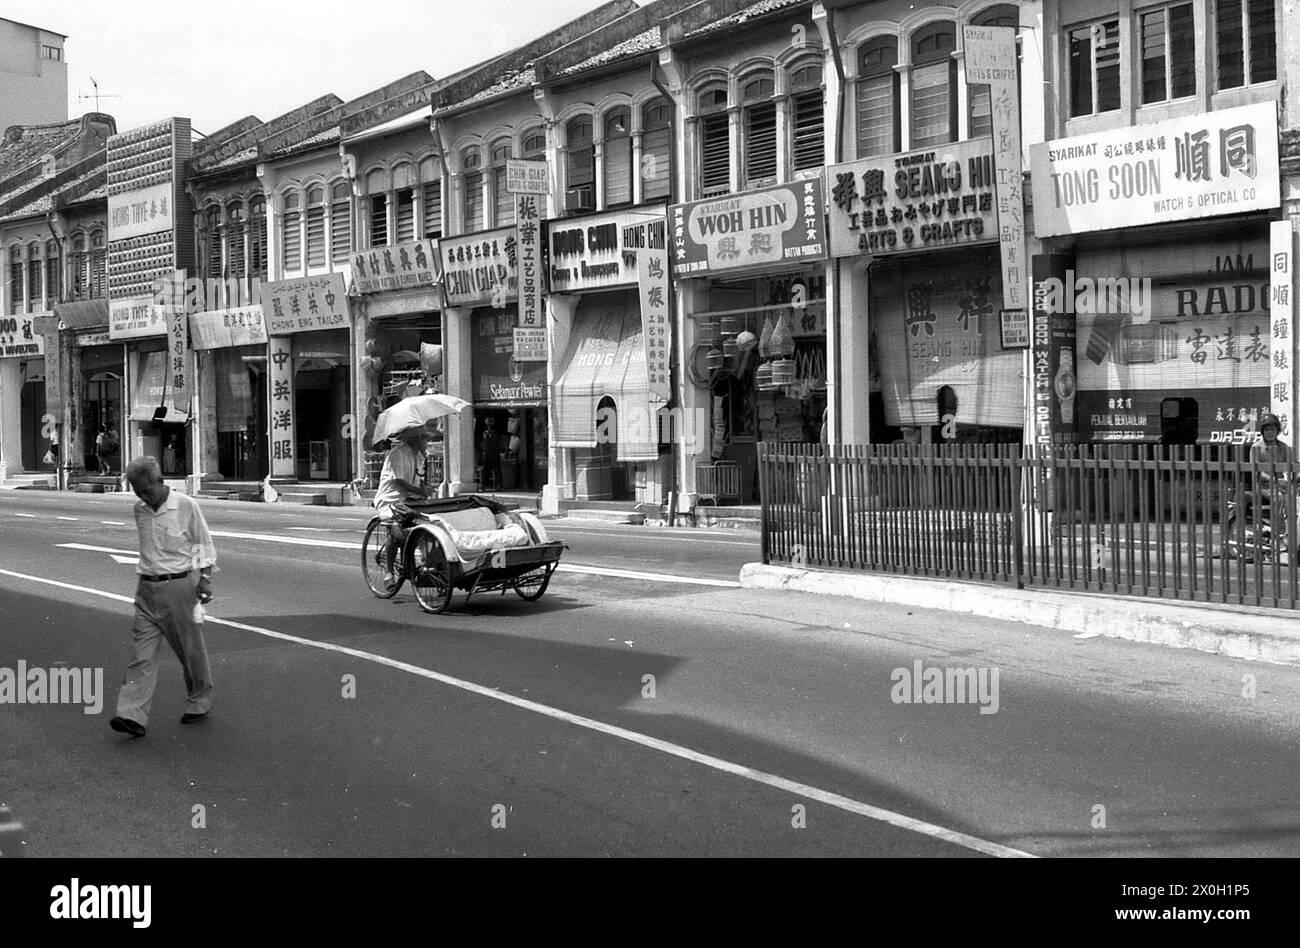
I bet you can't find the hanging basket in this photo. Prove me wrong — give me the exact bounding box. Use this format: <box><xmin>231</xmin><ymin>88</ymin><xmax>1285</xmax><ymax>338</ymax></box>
<box><xmin>755</xmin><ymin>362</ymin><xmax>774</xmax><ymax>390</ymax></box>
<box><xmin>720</xmin><ymin>315</ymin><xmax>745</xmax><ymax>337</ymax></box>
<box><xmin>697</xmin><ymin>321</ymin><xmax>718</xmax><ymax>346</ymax></box>
<box><xmin>705</xmin><ymin>347</ymin><xmax>725</xmax><ymax>370</ymax></box>
<box><xmin>769</xmin><ymin>358</ymin><xmax>796</xmax><ymax>387</ymax></box>
<box><xmin>722</xmin><ymin>336</ymin><xmax>739</xmax><ymax>360</ymax></box>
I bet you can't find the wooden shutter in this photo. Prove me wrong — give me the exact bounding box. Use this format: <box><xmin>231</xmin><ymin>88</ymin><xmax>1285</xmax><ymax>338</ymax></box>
<box><xmin>699</xmin><ymin>113</ymin><xmax>729</xmax><ymax>196</ymax></box>
<box><xmin>422</xmin><ymin>181</ymin><xmax>442</xmax><ymax>238</ymax></box>
<box><xmin>369</xmin><ymin>194</ymin><xmax>387</xmax><ymax>248</ymax></box>
<box><xmin>604</xmin><ymin>134</ymin><xmax>632</xmax><ymax>206</ymax></box>
<box><xmin>743</xmin><ymin>102</ymin><xmax>777</xmax><ymax>184</ymax></box>
<box><xmin>396</xmin><ymin>188</ymin><xmax>415</xmax><ymax>242</ymax></box>
<box><xmin>790</xmin><ymin>90</ymin><xmax>823</xmax><ymax>170</ymax></box>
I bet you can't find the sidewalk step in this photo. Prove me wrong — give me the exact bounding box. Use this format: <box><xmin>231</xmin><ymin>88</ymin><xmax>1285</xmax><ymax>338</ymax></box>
<box><xmin>565</xmin><ymin>508</ymin><xmax>647</xmax><ymax>525</ymax></box>
<box><xmin>278</xmin><ymin>492</ymin><xmax>327</xmax><ymax>505</ymax></box>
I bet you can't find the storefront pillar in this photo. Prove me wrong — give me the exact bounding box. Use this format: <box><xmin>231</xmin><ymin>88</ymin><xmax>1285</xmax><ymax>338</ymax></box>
<box><xmin>0</xmin><ymin>359</ymin><xmax>20</xmax><ymax>478</ymax></box>
<box><xmin>837</xmin><ymin>256</ymin><xmax>873</xmax><ymax>444</ymax></box>
<box><xmin>675</xmin><ymin>278</ymin><xmax>708</xmax><ymax>506</ymax></box>
<box><xmin>542</xmin><ymin>293</ymin><xmax>578</xmax><ymax>515</ymax></box>
<box><xmin>443</xmin><ymin>305</ymin><xmax>476</xmax><ymax>494</ymax></box>
<box><xmin>194</xmin><ymin>349</ymin><xmax>220</xmax><ymax>483</ymax></box>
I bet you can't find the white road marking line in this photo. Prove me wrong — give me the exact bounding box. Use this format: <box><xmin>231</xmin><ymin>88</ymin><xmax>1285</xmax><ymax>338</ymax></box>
<box><xmin>14</xmin><ymin>513</ymin><xmax>35</xmax><ymax>518</ymax></box>
<box><xmin>0</xmin><ymin>564</ymin><xmax>1035</xmax><ymax>859</ymax></box>
<box><xmin>101</xmin><ymin>521</ymin><xmax>126</xmax><ymax>526</ymax></box>
<box><xmin>55</xmin><ymin>516</ymin><xmax>78</xmax><ymax>521</ymax></box>
<box><xmin>111</xmin><ymin>554</ymin><xmax>140</xmax><ymax>565</ymax></box>
<box><xmin>556</xmin><ymin>564</ymin><xmax>739</xmax><ymax>588</ymax></box>
<box><xmin>56</xmin><ymin>543</ymin><xmax>138</xmax><ymax>555</ymax></box>
<box><xmin>547</xmin><ymin>526</ymin><xmax>756</xmax><ymax>547</ymax></box>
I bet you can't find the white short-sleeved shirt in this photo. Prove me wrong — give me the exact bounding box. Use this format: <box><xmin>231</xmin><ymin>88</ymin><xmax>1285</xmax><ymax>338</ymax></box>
<box><xmin>373</xmin><ymin>441</ymin><xmax>428</xmax><ymax>511</ymax></box>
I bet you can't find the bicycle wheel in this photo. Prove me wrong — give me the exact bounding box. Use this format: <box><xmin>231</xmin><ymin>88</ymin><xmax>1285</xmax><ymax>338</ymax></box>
<box><xmin>362</xmin><ymin>520</ymin><xmax>404</xmax><ymax>598</ymax></box>
<box><xmin>409</xmin><ymin>531</ymin><xmax>454</xmax><ymax>615</ymax></box>
<box><xmin>513</xmin><ymin>564</ymin><xmax>552</xmax><ymax>601</ymax></box>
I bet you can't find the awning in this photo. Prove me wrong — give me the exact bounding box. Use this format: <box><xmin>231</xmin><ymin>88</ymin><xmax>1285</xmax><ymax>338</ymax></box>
<box><xmin>553</xmin><ymin>295</ymin><xmax>661</xmax><ymax>462</ymax></box>
<box><xmin>53</xmin><ymin>298</ymin><xmax>110</xmax><ymax>332</ymax></box>
<box><xmin>129</xmin><ymin>350</ymin><xmax>190</xmax><ymax>423</ymax></box>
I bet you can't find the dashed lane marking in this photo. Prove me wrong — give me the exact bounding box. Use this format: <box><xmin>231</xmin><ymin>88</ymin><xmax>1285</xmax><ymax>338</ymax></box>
<box><xmin>0</xmin><ymin>564</ymin><xmax>1035</xmax><ymax>859</ymax></box>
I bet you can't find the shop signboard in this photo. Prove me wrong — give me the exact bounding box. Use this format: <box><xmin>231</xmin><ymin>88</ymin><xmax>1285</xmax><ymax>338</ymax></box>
<box><xmin>268</xmin><ymin>335</ymin><xmax>295</xmax><ymax>476</ymax></box>
<box><xmin>1031</xmin><ymin>102</ymin><xmax>1280</xmax><ymax>238</ymax></box>
<box><xmin>0</xmin><ymin>313</ymin><xmax>46</xmax><ymax>359</ymax></box>
<box><xmin>1073</xmin><ymin>237</ymin><xmax>1272</xmax><ymax>443</ymax></box>
<box><xmin>964</xmin><ymin>24</ymin><xmax>1025</xmax><ymax>312</ymax></box>
<box><xmin>108</xmin><ymin>182</ymin><xmax>174</xmax><ymax>241</ymax></box>
<box><xmin>1030</xmin><ymin>254</ymin><xmax>1078</xmax><ymax>447</ymax></box>
<box><xmin>827</xmin><ymin>138</ymin><xmax>998</xmax><ymax>258</ymax></box>
<box><xmin>189</xmin><ymin>306</ymin><xmax>268</xmax><ymax>350</ymax></box>
<box><xmin>1269</xmin><ymin>220</ymin><xmax>1294</xmax><ymax>441</ymax></box>
<box><xmin>166</xmin><ymin>306</ymin><xmax>191</xmax><ymax>411</ymax></box>
<box><xmin>506</xmin><ymin>159</ymin><xmax>548</xmax><ymax>195</ymax></box>
<box><xmin>109</xmin><ymin>296</ymin><xmax>167</xmax><ymax>340</ymax></box>
<box><xmin>439</xmin><ymin>226</ymin><xmax>517</xmax><ymax>308</ymax></box>
<box><xmin>547</xmin><ymin>208</ymin><xmax>668</xmax><ymax>293</ymax></box>
<box><xmin>512</xmin><ymin>327</ymin><xmax>547</xmax><ymax>362</ymax></box>
<box><xmin>637</xmin><ymin>249</ymin><xmax>671</xmax><ymax>403</ymax></box>
<box><xmin>350</xmin><ymin>238</ymin><xmax>442</xmax><ymax>295</ymax></box>
<box><xmin>472</xmin><ymin>309</ymin><xmax>545</xmax><ymax>406</ymax></box>
<box><xmin>516</xmin><ymin>193</ymin><xmax>543</xmax><ymax>327</ymax></box>
<box><xmin>669</xmin><ymin>179</ymin><xmax>825</xmax><ymax>276</ymax></box>
<box><xmin>259</xmin><ymin>273</ymin><xmax>349</xmax><ymax>335</ymax></box>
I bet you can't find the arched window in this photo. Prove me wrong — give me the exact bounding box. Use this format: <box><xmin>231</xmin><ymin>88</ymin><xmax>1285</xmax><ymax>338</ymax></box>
<box><xmin>910</xmin><ymin>21</ymin><xmax>957</xmax><ymax>147</ymax></box>
<box><xmin>742</xmin><ymin>72</ymin><xmax>777</xmax><ymax>186</ymax></box>
<box><xmin>522</xmin><ymin>129</ymin><xmax>546</xmax><ymax>158</ymax></box>
<box><xmin>603</xmin><ymin>108</ymin><xmax>633</xmax><ymax>207</ymax></box>
<box><xmin>89</xmin><ymin>232</ymin><xmax>105</xmax><ymax>299</ymax></box>
<box><xmin>789</xmin><ymin>63</ymin><xmax>824</xmax><ymax>171</ymax></box>
<box><xmin>970</xmin><ymin>6</ymin><xmax>1021</xmax><ymax>137</ymax></box>
<box><xmin>697</xmin><ymin>84</ymin><xmax>730</xmax><ymax>197</ymax></box>
<box><xmin>565</xmin><ymin>116</ymin><xmax>594</xmax><ymax>210</ymax></box>
<box><xmin>641</xmin><ymin>98</ymin><xmax>671</xmax><ymax>201</ymax></box>
<box><xmin>462</xmin><ymin>146</ymin><xmax>483</xmax><ymax>232</ymax></box>
<box><xmin>329</xmin><ymin>182</ymin><xmax>351</xmax><ymax>264</ymax></box>
<box><xmin>249</xmin><ymin>196</ymin><xmax>268</xmax><ymax>279</ymax></box>
<box><xmin>491</xmin><ymin>140</ymin><xmax>514</xmax><ymax>227</ymax></box>
<box><xmin>45</xmin><ymin>238</ymin><xmax>60</xmax><ymax>304</ymax></box>
<box><xmin>26</xmin><ymin>241</ymin><xmax>41</xmax><ymax>312</ymax></box>
<box><xmin>226</xmin><ymin>201</ymin><xmax>245</xmax><ymax>281</ymax></box>
<box><xmin>282</xmin><ymin>191</ymin><xmax>302</xmax><ymax>271</ymax></box>
<box><xmin>204</xmin><ymin>206</ymin><xmax>222</xmax><ymax>281</ymax></box>
<box><xmin>857</xmin><ymin>38</ymin><xmax>900</xmax><ymax>157</ymax></box>
<box><xmin>8</xmin><ymin>245</ymin><xmax>22</xmax><ymax>311</ymax></box>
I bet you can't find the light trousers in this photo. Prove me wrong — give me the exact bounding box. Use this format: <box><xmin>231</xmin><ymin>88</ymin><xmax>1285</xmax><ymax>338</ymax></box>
<box><xmin>115</xmin><ymin>576</ymin><xmax>214</xmax><ymax>726</ymax></box>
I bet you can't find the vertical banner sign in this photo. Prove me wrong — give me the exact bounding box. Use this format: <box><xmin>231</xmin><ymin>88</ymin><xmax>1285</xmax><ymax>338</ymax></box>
<box><xmin>269</xmin><ymin>336</ymin><xmax>295</xmax><ymax>477</ymax></box>
<box><xmin>515</xmin><ymin>192</ymin><xmax>543</xmax><ymax>329</ymax></box>
<box><xmin>166</xmin><ymin>305</ymin><xmax>191</xmax><ymax>412</ymax></box>
<box><xmin>964</xmin><ymin>26</ymin><xmax>1024</xmax><ymax>312</ymax></box>
<box><xmin>1271</xmin><ymin>220</ymin><xmax>1295</xmax><ymax>441</ymax></box>
<box><xmin>637</xmin><ymin>248</ymin><xmax>671</xmax><ymax>403</ymax></box>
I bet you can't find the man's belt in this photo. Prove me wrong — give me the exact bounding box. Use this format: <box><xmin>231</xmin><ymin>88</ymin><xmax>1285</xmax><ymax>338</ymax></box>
<box><xmin>140</xmin><ymin>571</ymin><xmax>191</xmax><ymax>583</ymax></box>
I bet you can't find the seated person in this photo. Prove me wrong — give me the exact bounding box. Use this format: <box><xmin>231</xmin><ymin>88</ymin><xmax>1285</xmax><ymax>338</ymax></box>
<box><xmin>373</xmin><ymin>426</ymin><xmax>435</xmax><ymax>583</ymax></box>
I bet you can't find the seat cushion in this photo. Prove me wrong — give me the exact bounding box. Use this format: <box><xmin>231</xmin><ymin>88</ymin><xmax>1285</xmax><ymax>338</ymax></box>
<box><xmin>433</xmin><ymin>507</ymin><xmax>500</xmax><ymax>532</ymax></box>
<box><xmin>448</xmin><ymin>523</ymin><xmax>531</xmax><ymax>554</ymax></box>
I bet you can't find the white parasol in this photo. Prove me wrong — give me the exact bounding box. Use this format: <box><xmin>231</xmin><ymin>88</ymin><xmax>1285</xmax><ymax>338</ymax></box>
<box><xmin>372</xmin><ymin>393</ymin><xmax>471</xmax><ymax>448</ymax></box>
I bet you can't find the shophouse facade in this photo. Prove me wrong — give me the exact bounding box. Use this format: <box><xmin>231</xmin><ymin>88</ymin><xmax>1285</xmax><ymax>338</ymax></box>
<box><xmin>0</xmin><ymin>113</ymin><xmax>114</xmax><ymax>486</ymax></box>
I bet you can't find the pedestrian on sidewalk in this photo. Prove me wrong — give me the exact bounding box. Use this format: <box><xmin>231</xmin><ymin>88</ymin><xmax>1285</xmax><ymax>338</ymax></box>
<box><xmin>109</xmin><ymin>456</ymin><xmax>217</xmax><ymax>739</ymax></box>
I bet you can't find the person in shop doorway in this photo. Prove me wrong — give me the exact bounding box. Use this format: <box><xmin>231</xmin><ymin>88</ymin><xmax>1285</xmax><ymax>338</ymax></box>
<box><xmin>163</xmin><ymin>435</ymin><xmax>179</xmax><ymax>476</ymax></box>
<box><xmin>479</xmin><ymin>417</ymin><xmax>502</xmax><ymax>491</ymax></box>
<box><xmin>96</xmin><ymin>424</ymin><xmax>119</xmax><ymax>474</ymax></box>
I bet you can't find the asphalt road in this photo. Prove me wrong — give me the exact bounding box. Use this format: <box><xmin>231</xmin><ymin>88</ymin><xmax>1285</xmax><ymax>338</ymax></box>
<box><xmin>2</xmin><ymin>489</ymin><xmax>1299</xmax><ymax>857</ymax></box>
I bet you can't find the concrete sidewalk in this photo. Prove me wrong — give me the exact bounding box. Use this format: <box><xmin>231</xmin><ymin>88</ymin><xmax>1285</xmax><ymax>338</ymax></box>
<box><xmin>741</xmin><ymin>563</ymin><xmax>1300</xmax><ymax>666</ymax></box>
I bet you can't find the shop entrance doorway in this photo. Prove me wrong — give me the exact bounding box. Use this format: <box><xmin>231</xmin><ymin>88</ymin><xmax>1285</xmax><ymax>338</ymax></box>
<box><xmin>83</xmin><ymin>371</ymin><xmax>122</xmax><ymax>472</ymax></box>
<box><xmin>20</xmin><ymin>377</ymin><xmax>47</xmax><ymax>471</ymax></box>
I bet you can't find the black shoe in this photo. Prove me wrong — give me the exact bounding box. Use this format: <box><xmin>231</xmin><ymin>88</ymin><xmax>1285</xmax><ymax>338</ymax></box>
<box><xmin>109</xmin><ymin>716</ymin><xmax>146</xmax><ymax>738</ymax></box>
<box><xmin>180</xmin><ymin>712</ymin><xmax>208</xmax><ymax>724</ymax></box>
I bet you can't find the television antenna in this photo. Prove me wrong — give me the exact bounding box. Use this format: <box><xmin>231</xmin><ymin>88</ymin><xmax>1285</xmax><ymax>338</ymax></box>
<box><xmin>78</xmin><ymin>77</ymin><xmax>122</xmax><ymax>112</ymax></box>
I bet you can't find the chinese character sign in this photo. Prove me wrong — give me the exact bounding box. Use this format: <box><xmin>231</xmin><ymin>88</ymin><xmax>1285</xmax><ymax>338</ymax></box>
<box><xmin>516</xmin><ymin>193</ymin><xmax>543</xmax><ymax>327</ymax></box>
<box><xmin>0</xmin><ymin>313</ymin><xmax>47</xmax><ymax>359</ymax></box>
<box><xmin>259</xmin><ymin>273</ymin><xmax>349</xmax><ymax>335</ymax></box>
<box><xmin>269</xmin><ymin>336</ymin><xmax>295</xmax><ymax>477</ymax></box>
<box><xmin>188</xmin><ymin>306</ymin><xmax>268</xmax><ymax>350</ymax></box>
<box><xmin>1031</xmin><ymin>102</ymin><xmax>1280</xmax><ymax>238</ymax></box>
<box><xmin>439</xmin><ymin>227</ymin><xmax>518</xmax><ymax>307</ymax></box>
<box><xmin>964</xmin><ymin>25</ymin><xmax>1024</xmax><ymax>312</ymax></box>
<box><xmin>1270</xmin><ymin>220</ymin><xmax>1295</xmax><ymax>441</ymax></box>
<box><xmin>167</xmin><ymin>305</ymin><xmax>191</xmax><ymax>411</ymax></box>
<box><xmin>637</xmin><ymin>249</ymin><xmax>672</xmax><ymax>403</ymax></box>
<box><xmin>350</xmin><ymin>239</ymin><xmax>442</xmax><ymax>295</ymax></box>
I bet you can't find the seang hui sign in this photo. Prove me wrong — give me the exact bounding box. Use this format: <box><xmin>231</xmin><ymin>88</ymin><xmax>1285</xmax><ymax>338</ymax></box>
<box><xmin>827</xmin><ymin>137</ymin><xmax>998</xmax><ymax>258</ymax></box>
<box><xmin>669</xmin><ymin>180</ymin><xmax>825</xmax><ymax>276</ymax></box>
<box><xmin>1031</xmin><ymin>102</ymin><xmax>1279</xmax><ymax>238</ymax></box>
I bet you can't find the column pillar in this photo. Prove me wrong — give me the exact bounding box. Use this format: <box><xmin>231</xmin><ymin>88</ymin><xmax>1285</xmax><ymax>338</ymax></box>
<box><xmin>443</xmin><ymin>305</ymin><xmax>476</xmax><ymax>493</ymax></box>
<box><xmin>542</xmin><ymin>293</ymin><xmax>579</xmax><ymax>514</ymax></box>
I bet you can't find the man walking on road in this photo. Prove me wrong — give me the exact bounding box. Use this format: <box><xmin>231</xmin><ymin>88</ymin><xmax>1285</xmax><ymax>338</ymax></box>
<box><xmin>109</xmin><ymin>456</ymin><xmax>217</xmax><ymax>739</ymax></box>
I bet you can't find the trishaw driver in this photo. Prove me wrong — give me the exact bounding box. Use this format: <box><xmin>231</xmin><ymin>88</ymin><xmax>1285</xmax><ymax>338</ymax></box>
<box><xmin>373</xmin><ymin>425</ymin><xmax>436</xmax><ymax>585</ymax></box>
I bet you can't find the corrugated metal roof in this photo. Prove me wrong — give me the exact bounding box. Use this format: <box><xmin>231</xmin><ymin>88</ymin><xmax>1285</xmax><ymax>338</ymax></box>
<box><xmin>559</xmin><ymin>26</ymin><xmax>661</xmax><ymax>76</ymax></box>
<box><xmin>684</xmin><ymin>0</ymin><xmax>809</xmax><ymax>38</ymax></box>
